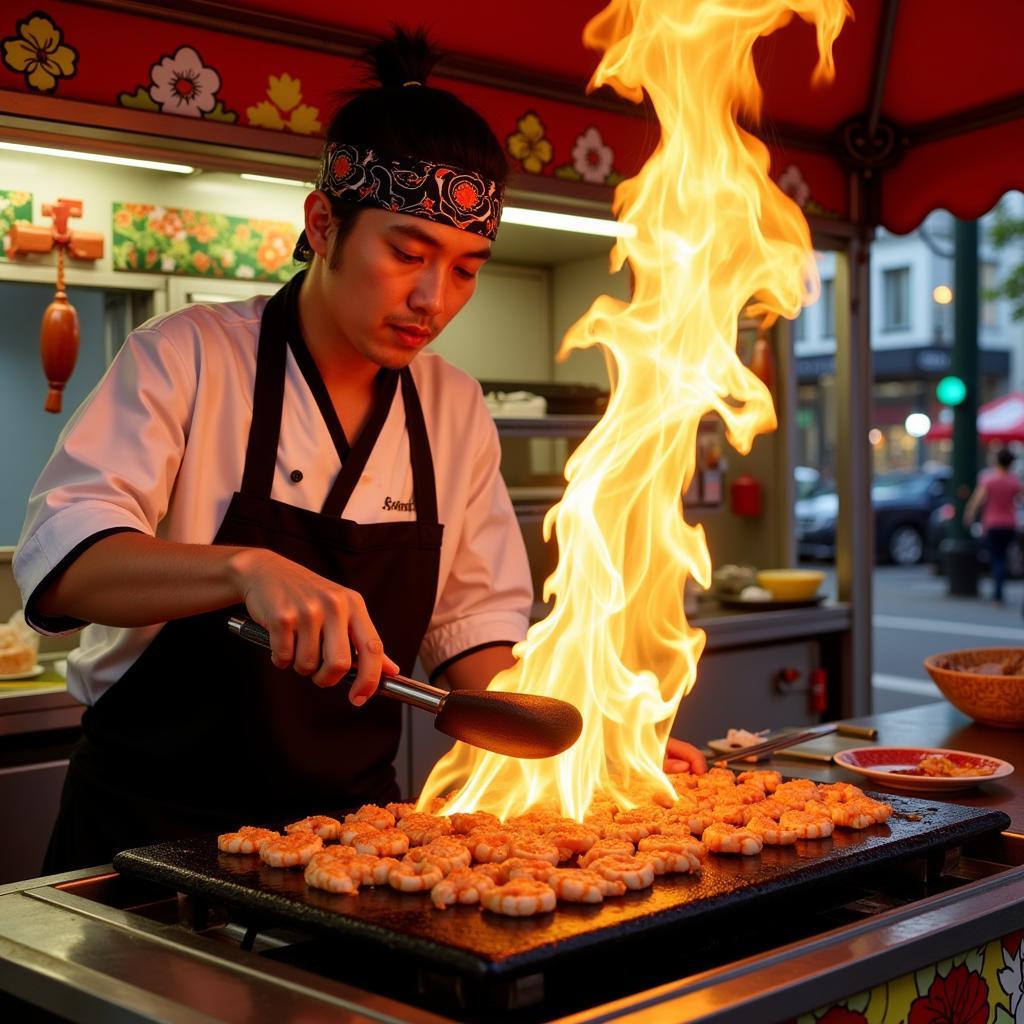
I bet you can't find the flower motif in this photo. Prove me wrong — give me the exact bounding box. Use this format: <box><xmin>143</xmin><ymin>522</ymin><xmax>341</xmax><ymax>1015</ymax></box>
<box><xmin>247</xmin><ymin>72</ymin><xmax>321</xmax><ymax>135</ymax></box>
<box><xmin>2</xmin><ymin>13</ymin><xmax>78</xmax><ymax>93</ymax></box>
<box><xmin>571</xmin><ymin>126</ymin><xmax>615</xmax><ymax>184</ymax></box>
<box><xmin>777</xmin><ymin>164</ymin><xmax>810</xmax><ymax>208</ymax></box>
<box><xmin>453</xmin><ymin>181</ymin><xmax>480</xmax><ymax>210</ymax></box>
<box><xmin>908</xmin><ymin>964</ymin><xmax>990</xmax><ymax>1024</ymax></box>
<box><xmin>998</xmin><ymin>934</ymin><xmax>1023</xmax><ymax>1016</ymax></box>
<box><xmin>816</xmin><ymin>1009</ymin><xmax>868</xmax><ymax>1024</ymax></box>
<box><xmin>256</xmin><ymin>231</ymin><xmax>290</xmax><ymax>273</ymax></box>
<box><xmin>507</xmin><ymin>112</ymin><xmax>553</xmax><ymax>174</ymax></box>
<box><xmin>148</xmin><ymin>46</ymin><xmax>221</xmax><ymax>117</ymax></box>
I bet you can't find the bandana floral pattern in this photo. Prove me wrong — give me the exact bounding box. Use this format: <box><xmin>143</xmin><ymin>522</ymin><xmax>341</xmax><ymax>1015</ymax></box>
<box><xmin>295</xmin><ymin>142</ymin><xmax>503</xmax><ymax>258</ymax></box>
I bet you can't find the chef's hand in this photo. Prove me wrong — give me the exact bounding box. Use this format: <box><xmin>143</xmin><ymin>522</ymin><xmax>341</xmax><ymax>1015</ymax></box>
<box><xmin>230</xmin><ymin>548</ymin><xmax>399</xmax><ymax>702</ymax></box>
<box><xmin>664</xmin><ymin>737</ymin><xmax>708</xmax><ymax>775</ymax></box>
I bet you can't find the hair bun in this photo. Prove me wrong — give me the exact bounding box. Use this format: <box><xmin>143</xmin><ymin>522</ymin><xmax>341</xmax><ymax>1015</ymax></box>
<box><xmin>364</xmin><ymin>27</ymin><xmax>441</xmax><ymax>90</ymax></box>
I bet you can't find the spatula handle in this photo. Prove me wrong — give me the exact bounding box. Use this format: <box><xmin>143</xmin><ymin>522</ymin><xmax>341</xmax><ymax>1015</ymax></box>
<box><xmin>227</xmin><ymin>616</ymin><xmax>447</xmax><ymax>712</ymax></box>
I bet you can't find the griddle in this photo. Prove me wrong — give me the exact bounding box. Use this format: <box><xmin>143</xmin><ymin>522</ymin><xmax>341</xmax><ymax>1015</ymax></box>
<box><xmin>114</xmin><ymin>794</ymin><xmax>1009</xmax><ymax>981</ymax></box>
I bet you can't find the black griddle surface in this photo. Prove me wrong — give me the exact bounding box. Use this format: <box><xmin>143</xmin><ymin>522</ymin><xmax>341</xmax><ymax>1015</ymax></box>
<box><xmin>114</xmin><ymin>794</ymin><xmax>1009</xmax><ymax>978</ymax></box>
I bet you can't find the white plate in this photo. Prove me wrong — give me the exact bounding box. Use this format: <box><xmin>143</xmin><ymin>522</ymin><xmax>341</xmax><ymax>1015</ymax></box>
<box><xmin>833</xmin><ymin>746</ymin><xmax>1015</xmax><ymax>792</ymax></box>
<box><xmin>0</xmin><ymin>664</ymin><xmax>44</xmax><ymax>681</ymax></box>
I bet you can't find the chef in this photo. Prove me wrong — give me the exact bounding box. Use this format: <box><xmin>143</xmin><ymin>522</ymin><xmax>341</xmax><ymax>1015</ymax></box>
<box><xmin>16</xmin><ymin>30</ymin><xmax>706</xmax><ymax>873</ymax></box>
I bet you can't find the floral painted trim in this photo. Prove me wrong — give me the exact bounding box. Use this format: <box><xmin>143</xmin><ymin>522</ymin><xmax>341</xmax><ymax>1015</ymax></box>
<box><xmin>247</xmin><ymin>72</ymin><xmax>321</xmax><ymax>135</ymax></box>
<box><xmin>112</xmin><ymin>202</ymin><xmax>298</xmax><ymax>282</ymax></box>
<box><xmin>1</xmin><ymin>11</ymin><xmax>78</xmax><ymax>93</ymax></box>
<box><xmin>790</xmin><ymin>928</ymin><xmax>1023</xmax><ymax>1024</ymax></box>
<box><xmin>118</xmin><ymin>44</ymin><xmax>236</xmax><ymax>122</ymax></box>
<box><xmin>507</xmin><ymin>112</ymin><xmax>553</xmax><ymax>175</ymax></box>
<box><xmin>0</xmin><ymin>189</ymin><xmax>33</xmax><ymax>262</ymax></box>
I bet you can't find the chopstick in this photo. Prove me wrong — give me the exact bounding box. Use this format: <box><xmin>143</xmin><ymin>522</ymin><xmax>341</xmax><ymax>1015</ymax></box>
<box><xmin>705</xmin><ymin>723</ymin><xmax>838</xmax><ymax>765</ymax></box>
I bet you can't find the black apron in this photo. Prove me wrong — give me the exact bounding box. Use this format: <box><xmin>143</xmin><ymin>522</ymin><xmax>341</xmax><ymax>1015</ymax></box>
<box><xmin>44</xmin><ymin>272</ymin><xmax>443</xmax><ymax>872</ymax></box>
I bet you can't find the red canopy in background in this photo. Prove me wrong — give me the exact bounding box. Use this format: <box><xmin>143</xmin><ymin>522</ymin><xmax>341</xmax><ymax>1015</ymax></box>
<box><xmin>232</xmin><ymin>0</ymin><xmax>1024</xmax><ymax>234</ymax></box>
<box><xmin>927</xmin><ymin>393</ymin><xmax>1024</xmax><ymax>444</ymax></box>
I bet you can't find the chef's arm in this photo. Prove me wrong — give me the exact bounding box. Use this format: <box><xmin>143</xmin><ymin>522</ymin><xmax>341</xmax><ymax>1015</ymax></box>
<box><xmin>437</xmin><ymin>644</ymin><xmax>517</xmax><ymax>691</ymax></box>
<box><xmin>33</xmin><ymin>532</ymin><xmax>397</xmax><ymax>699</ymax></box>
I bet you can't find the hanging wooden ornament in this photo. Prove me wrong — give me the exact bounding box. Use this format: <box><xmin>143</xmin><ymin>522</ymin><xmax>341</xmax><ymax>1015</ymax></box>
<box><xmin>8</xmin><ymin>198</ymin><xmax>104</xmax><ymax>413</ymax></box>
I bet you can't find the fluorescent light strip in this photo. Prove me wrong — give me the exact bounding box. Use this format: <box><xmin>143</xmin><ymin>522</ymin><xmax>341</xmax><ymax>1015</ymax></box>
<box><xmin>502</xmin><ymin>206</ymin><xmax>635</xmax><ymax>238</ymax></box>
<box><xmin>0</xmin><ymin>141</ymin><xmax>194</xmax><ymax>174</ymax></box>
<box><xmin>240</xmin><ymin>173</ymin><xmax>314</xmax><ymax>188</ymax></box>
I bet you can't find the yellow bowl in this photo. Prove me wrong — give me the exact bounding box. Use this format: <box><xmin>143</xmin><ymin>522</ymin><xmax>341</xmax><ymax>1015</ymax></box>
<box><xmin>755</xmin><ymin>569</ymin><xmax>825</xmax><ymax>601</ymax></box>
<box><xmin>924</xmin><ymin>648</ymin><xmax>1024</xmax><ymax>729</ymax></box>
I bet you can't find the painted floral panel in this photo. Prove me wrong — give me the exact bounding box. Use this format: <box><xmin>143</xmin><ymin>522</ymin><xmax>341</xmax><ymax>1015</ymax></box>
<box><xmin>0</xmin><ymin>189</ymin><xmax>33</xmax><ymax>261</ymax></box>
<box><xmin>112</xmin><ymin>202</ymin><xmax>299</xmax><ymax>282</ymax></box>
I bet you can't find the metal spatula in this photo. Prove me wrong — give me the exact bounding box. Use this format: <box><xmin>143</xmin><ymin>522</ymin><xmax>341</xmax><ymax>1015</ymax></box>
<box><xmin>227</xmin><ymin>616</ymin><xmax>583</xmax><ymax>759</ymax></box>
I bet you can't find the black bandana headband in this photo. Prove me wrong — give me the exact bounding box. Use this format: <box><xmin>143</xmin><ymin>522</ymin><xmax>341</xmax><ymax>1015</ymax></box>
<box><xmin>293</xmin><ymin>142</ymin><xmax>504</xmax><ymax>260</ymax></box>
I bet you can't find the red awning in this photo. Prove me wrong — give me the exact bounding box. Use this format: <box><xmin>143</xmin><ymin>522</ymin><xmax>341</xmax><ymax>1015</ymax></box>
<box><xmin>235</xmin><ymin>0</ymin><xmax>1024</xmax><ymax>234</ymax></box>
<box><xmin>927</xmin><ymin>392</ymin><xmax>1024</xmax><ymax>443</ymax></box>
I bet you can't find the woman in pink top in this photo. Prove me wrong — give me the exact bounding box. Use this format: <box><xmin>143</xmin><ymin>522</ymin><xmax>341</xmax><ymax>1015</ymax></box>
<box><xmin>964</xmin><ymin>448</ymin><xmax>1022</xmax><ymax>603</ymax></box>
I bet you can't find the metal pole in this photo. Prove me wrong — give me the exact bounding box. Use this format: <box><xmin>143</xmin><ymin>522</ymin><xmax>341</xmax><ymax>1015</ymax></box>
<box><xmin>943</xmin><ymin>218</ymin><xmax>979</xmax><ymax>595</ymax></box>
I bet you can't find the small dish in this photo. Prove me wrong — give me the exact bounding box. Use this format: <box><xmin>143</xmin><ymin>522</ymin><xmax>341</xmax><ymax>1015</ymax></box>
<box><xmin>833</xmin><ymin>746</ymin><xmax>1014</xmax><ymax>792</ymax></box>
<box><xmin>0</xmin><ymin>664</ymin><xmax>44</xmax><ymax>681</ymax></box>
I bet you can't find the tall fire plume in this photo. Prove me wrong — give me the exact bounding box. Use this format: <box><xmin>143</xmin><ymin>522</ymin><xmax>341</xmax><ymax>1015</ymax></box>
<box><xmin>421</xmin><ymin>0</ymin><xmax>850</xmax><ymax>819</ymax></box>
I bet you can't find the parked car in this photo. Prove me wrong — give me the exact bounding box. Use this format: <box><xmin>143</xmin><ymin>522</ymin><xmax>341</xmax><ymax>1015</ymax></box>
<box><xmin>795</xmin><ymin>468</ymin><xmax>952</xmax><ymax>565</ymax></box>
<box><xmin>925</xmin><ymin>499</ymin><xmax>1024</xmax><ymax>578</ymax></box>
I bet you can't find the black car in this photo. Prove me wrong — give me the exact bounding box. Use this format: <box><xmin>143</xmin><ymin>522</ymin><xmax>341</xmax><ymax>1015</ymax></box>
<box><xmin>795</xmin><ymin>468</ymin><xmax>952</xmax><ymax>565</ymax></box>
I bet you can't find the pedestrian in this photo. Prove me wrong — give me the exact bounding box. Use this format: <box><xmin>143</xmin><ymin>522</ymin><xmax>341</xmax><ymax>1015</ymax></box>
<box><xmin>963</xmin><ymin>447</ymin><xmax>1022</xmax><ymax>605</ymax></box>
<box><xmin>14</xmin><ymin>28</ymin><xmax>707</xmax><ymax>873</ymax></box>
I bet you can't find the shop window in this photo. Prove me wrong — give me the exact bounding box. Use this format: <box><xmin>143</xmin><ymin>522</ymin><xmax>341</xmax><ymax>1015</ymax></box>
<box><xmin>882</xmin><ymin>266</ymin><xmax>911</xmax><ymax>331</ymax></box>
<box><xmin>820</xmin><ymin>279</ymin><xmax>835</xmax><ymax>338</ymax></box>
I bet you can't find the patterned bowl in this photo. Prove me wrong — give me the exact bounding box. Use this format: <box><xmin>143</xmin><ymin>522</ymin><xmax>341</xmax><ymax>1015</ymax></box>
<box><xmin>923</xmin><ymin>648</ymin><xmax>1024</xmax><ymax>729</ymax></box>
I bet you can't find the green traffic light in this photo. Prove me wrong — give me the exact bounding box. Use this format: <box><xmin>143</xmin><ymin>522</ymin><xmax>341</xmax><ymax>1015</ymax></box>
<box><xmin>936</xmin><ymin>375</ymin><xmax>967</xmax><ymax>406</ymax></box>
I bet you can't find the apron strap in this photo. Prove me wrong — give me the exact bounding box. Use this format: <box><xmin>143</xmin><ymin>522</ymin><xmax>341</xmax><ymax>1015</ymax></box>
<box><xmin>239</xmin><ymin>276</ymin><xmax>297</xmax><ymax>498</ymax></box>
<box><xmin>401</xmin><ymin>368</ymin><xmax>438</xmax><ymax>526</ymax></box>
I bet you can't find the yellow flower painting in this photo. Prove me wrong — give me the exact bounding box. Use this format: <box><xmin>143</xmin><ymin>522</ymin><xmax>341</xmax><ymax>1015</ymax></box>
<box><xmin>2</xmin><ymin>12</ymin><xmax>78</xmax><ymax>93</ymax></box>
<box><xmin>247</xmin><ymin>72</ymin><xmax>322</xmax><ymax>135</ymax></box>
<box><xmin>506</xmin><ymin>112</ymin><xmax>554</xmax><ymax>174</ymax></box>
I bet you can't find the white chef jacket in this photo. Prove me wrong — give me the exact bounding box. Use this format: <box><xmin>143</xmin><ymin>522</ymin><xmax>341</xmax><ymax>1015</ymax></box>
<box><xmin>14</xmin><ymin>296</ymin><xmax>533</xmax><ymax>705</ymax></box>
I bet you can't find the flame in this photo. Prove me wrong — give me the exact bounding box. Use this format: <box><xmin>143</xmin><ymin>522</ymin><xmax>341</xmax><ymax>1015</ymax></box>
<box><xmin>420</xmin><ymin>0</ymin><xmax>850</xmax><ymax>820</ymax></box>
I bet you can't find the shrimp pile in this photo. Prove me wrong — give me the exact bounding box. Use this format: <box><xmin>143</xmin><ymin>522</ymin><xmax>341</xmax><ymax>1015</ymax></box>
<box><xmin>217</xmin><ymin>778</ymin><xmax>893</xmax><ymax>916</ymax></box>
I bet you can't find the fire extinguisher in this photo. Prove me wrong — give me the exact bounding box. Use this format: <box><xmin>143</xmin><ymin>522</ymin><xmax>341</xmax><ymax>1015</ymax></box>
<box><xmin>730</xmin><ymin>473</ymin><xmax>762</xmax><ymax>516</ymax></box>
<box><xmin>810</xmin><ymin>668</ymin><xmax>828</xmax><ymax>715</ymax></box>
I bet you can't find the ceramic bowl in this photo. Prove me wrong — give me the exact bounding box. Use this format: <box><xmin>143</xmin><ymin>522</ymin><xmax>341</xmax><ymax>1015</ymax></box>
<box><xmin>923</xmin><ymin>648</ymin><xmax>1024</xmax><ymax>729</ymax></box>
<box><xmin>755</xmin><ymin>569</ymin><xmax>825</xmax><ymax>601</ymax></box>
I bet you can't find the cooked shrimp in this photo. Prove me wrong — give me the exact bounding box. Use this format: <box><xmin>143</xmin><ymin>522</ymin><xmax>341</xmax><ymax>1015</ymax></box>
<box><xmin>667</xmin><ymin>771</ymin><xmax>701</xmax><ymax>792</ymax></box>
<box><xmin>701</xmin><ymin>822</ymin><xmax>763</xmax><ymax>856</ymax></box>
<box><xmin>509</xmin><ymin>834</ymin><xmax>561</xmax><ymax>865</ymax></box>
<box><xmin>779</xmin><ymin>809</ymin><xmax>834</xmax><ymax>839</ymax></box>
<box><xmin>637</xmin><ymin>835</ymin><xmax>705</xmax><ymax>874</ymax></box>
<box><xmin>388</xmin><ymin>860</ymin><xmax>444</xmax><ymax>892</ymax></box>
<box><xmin>748</xmin><ymin>797</ymin><xmax>788</xmax><ymax>821</ymax></box>
<box><xmin>217</xmin><ymin>826</ymin><xmax>280</xmax><ymax>854</ymax></box>
<box><xmin>285</xmin><ymin>815</ymin><xmax>342</xmax><ymax>841</ymax></box>
<box><xmin>259</xmin><ymin>832</ymin><xmax>324</xmax><ymax>868</ymax></box>
<box><xmin>544</xmin><ymin>823</ymin><xmax>599</xmax><ymax>860</ymax></box>
<box><xmin>307</xmin><ymin>845</ymin><xmax>359</xmax><ymax>867</ymax></box>
<box><xmin>503</xmin><ymin>857</ymin><xmax>558</xmax><ymax>882</ymax></box>
<box><xmin>351</xmin><ymin>827</ymin><xmax>410</xmax><ymax>858</ymax></box>
<box><xmin>600</xmin><ymin>819</ymin><xmax>657</xmax><ymax>843</ymax></box>
<box><xmin>818</xmin><ymin>782</ymin><xmax>865</xmax><ymax>804</ymax></box>
<box><xmin>414</xmin><ymin>837</ymin><xmax>472</xmax><ymax>874</ymax></box>
<box><xmin>448</xmin><ymin>812</ymin><xmax>500</xmax><ymax>835</ymax></box>
<box><xmin>344</xmin><ymin>804</ymin><xmax>396</xmax><ymax>831</ymax></box>
<box><xmin>774</xmin><ymin>780</ymin><xmax>822</xmax><ymax>807</ymax></box>
<box><xmin>304</xmin><ymin>856</ymin><xmax>360</xmax><ymax>894</ymax></box>
<box><xmin>710</xmin><ymin>800</ymin><xmax>755</xmax><ymax>826</ymax></box>
<box><xmin>340</xmin><ymin>821</ymin><xmax>382</xmax><ymax>846</ymax></box>
<box><xmin>396</xmin><ymin>813</ymin><xmax>453</xmax><ymax>846</ymax></box>
<box><xmin>737</xmin><ymin>769</ymin><xmax>782</xmax><ymax>794</ymax></box>
<box><xmin>586</xmin><ymin>854</ymin><xmax>656</xmax><ymax>890</ymax></box>
<box><xmin>746</xmin><ymin>813</ymin><xmax>800</xmax><ymax>846</ymax></box>
<box><xmin>481</xmin><ymin>879</ymin><xmax>557</xmax><ymax>917</ymax></box>
<box><xmin>466</xmin><ymin>829</ymin><xmax>515</xmax><ymax>864</ymax></box>
<box><xmin>430</xmin><ymin>868</ymin><xmax>498</xmax><ymax>909</ymax></box>
<box><xmin>829</xmin><ymin>797</ymin><xmax>892</xmax><ymax>829</ymax></box>
<box><xmin>579</xmin><ymin>838</ymin><xmax>636</xmax><ymax>868</ymax></box>
<box><xmin>386</xmin><ymin>801</ymin><xmax>418</xmax><ymax>821</ymax></box>
<box><xmin>473</xmin><ymin>862</ymin><xmax>510</xmax><ymax>885</ymax></box>
<box><xmin>547</xmin><ymin>867</ymin><xmax>626</xmax><ymax>903</ymax></box>
<box><xmin>727</xmin><ymin>783</ymin><xmax>768</xmax><ymax>805</ymax></box>
<box><xmin>344</xmin><ymin>854</ymin><xmax>401</xmax><ymax>886</ymax></box>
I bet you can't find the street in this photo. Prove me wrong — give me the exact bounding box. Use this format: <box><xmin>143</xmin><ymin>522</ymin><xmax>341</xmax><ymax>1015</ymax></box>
<box><xmin>816</xmin><ymin>563</ymin><xmax>1024</xmax><ymax>713</ymax></box>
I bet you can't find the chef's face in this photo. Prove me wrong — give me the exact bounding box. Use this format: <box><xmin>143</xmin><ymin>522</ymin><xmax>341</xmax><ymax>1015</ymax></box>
<box><xmin>320</xmin><ymin>206</ymin><xmax>492</xmax><ymax>369</ymax></box>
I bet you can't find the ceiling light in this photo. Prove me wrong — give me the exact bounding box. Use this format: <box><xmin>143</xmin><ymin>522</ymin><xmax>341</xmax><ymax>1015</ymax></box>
<box><xmin>0</xmin><ymin>141</ymin><xmax>194</xmax><ymax>174</ymax></box>
<box><xmin>502</xmin><ymin>206</ymin><xmax>636</xmax><ymax>238</ymax></box>
<box><xmin>240</xmin><ymin>173</ymin><xmax>314</xmax><ymax>188</ymax></box>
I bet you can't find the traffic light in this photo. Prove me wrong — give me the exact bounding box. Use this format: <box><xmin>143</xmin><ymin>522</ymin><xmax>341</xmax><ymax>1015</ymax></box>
<box><xmin>936</xmin><ymin>375</ymin><xmax>967</xmax><ymax>406</ymax></box>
